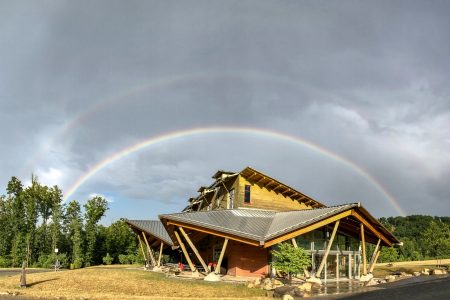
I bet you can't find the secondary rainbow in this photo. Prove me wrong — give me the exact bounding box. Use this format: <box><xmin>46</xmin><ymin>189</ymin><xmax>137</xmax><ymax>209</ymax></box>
<box><xmin>62</xmin><ymin>126</ymin><xmax>406</xmax><ymax>216</ymax></box>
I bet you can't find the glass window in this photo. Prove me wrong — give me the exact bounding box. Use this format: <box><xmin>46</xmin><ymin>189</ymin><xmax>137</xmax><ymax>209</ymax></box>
<box><xmin>244</xmin><ymin>185</ymin><xmax>251</xmax><ymax>203</ymax></box>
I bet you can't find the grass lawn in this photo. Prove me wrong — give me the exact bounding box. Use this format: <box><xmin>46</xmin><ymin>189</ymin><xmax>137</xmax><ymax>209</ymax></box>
<box><xmin>0</xmin><ymin>266</ymin><xmax>266</xmax><ymax>299</ymax></box>
<box><xmin>373</xmin><ymin>259</ymin><xmax>449</xmax><ymax>277</ymax></box>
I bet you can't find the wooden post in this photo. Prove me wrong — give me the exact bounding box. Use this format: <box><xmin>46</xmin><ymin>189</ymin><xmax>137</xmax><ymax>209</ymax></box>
<box><xmin>157</xmin><ymin>242</ymin><xmax>164</xmax><ymax>267</ymax></box>
<box><xmin>215</xmin><ymin>238</ymin><xmax>229</xmax><ymax>275</ymax></box>
<box><xmin>142</xmin><ymin>232</ymin><xmax>156</xmax><ymax>266</ymax></box>
<box><xmin>292</xmin><ymin>237</ymin><xmax>310</xmax><ymax>277</ymax></box>
<box><xmin>137</xmin><ymin>235</ymin><xmax>148</xmax><ymax>266</ymax></box>
<box><xmin>179</xmin><ymin>227</ymin><xmax>209</xmax><ymax>273</ymax></box>
<box><xmin>291</xmin><ymin>238</ymin><xmax>298</xmax><ymax>248</ymax></box>
<box><xmin>20</xmin><ymin>261</ymin><xmax>26</xmax><ymax>288</ymax></box>
<box><xmin>316</xmin><ymin>220</ymin><xmax>340</xmax><ymax>277</ymax></box>
<box><xmin>369</xmin><ymin>246</ymin><xmax>382</xmax><ymax>273</ymax></box>
<box><xmin>173</xmin><ymin>230</ymin><xmax>196</xmax><ymax>272</ymax></box>
<box><xmin>368</xmin><ymin>239</ymin><xmax>381</xmax><ymax>273</ymax></box>
<box><xmin>360</xmin><ymin>224</ymin><xmax>367</xmax><ymax>276</ymax></box>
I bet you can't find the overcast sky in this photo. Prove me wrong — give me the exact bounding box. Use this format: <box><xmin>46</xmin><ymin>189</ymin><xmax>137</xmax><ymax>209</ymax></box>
<box><xmin>1</xmin><ymin>0</ymin><xmax>449</xmax><ymax>223</ymax></box>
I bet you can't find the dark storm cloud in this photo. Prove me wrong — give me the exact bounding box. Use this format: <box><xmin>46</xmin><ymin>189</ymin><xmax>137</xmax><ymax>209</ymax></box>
<box><xmin>1</xmin><ymin>0</ymin><xmax>450</xmax><ymax>218</ymax></box>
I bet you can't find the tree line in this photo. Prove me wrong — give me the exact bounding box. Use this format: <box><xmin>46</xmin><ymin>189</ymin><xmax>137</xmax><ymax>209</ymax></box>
<box><xmin>377</xmin><ymin>215</ymin><xmax>450</xmax><ymax>262</ymax></box>
<box><xmin>0</xmin><ymin>176</ymin><xmax>140</xmax><ymax>268</ymax></box>
<box><xmin>1</xmin><ymin>175</ymin><xmax>449</xmax><ymax>268</ymax></box>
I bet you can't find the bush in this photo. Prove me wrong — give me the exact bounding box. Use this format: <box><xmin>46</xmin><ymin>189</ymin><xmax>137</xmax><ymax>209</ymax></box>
<box><xmin>102</xmin><ymin>253</ymin><xmax>113</xmax><ymax>265</ymax></box>
<box><xmin>272</xmin><ymin>242</ymin><xmax>311</xmax><ymax>283</ymax></box>
<box><xmin>0</xmin><ymin>256</ymin><xmax>12</xmax><ymax>268</ymax></box>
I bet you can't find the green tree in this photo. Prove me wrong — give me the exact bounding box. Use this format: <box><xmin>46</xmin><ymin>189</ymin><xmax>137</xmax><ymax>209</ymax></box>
<box><xmin>105</xmin><ymin>219</ymin><xmax>136</xmax><ymax>263</ymax></box>
<box><xmin>84</xmin><ymin>196</ymin><xmax>108</xmax><ymax>266</ymax></box>
<box><xmin>272</xmin><ymin>242</ymin><xmax>311</xmax><ymax>283</ymax></box>
<box><xmin>421</xmin><ymin>220</ymin><xmax>450</xmax><ymax>260</ymax></box>
<box><xmin>64</xmin><ymin>200</ymin><xmax>84</xmax><ymax>267</ymax></box>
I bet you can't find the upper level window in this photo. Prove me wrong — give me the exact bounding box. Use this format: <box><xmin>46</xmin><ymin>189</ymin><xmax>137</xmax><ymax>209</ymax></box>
<box><xmin>228</xmin><ymin>189</ymin><xmax>235</xmax><ymax>209</ymax></box>
<box><xmin>244</xmin><ymin>185</ymin><xmax>251</xmax><ymax>203</ymax></box>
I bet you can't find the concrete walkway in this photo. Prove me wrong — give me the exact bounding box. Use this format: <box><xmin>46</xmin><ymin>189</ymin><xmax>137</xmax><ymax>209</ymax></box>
<box><xmin>310</xmin><ymin>274</ymin><xmax>450</xmax><ymax>300</ymax></box>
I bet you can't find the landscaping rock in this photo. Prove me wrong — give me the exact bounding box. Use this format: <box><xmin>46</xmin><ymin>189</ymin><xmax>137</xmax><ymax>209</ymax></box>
<box><xmin>431</xmin><ymin>269</ymin><xmax>447</xmax><ymax>275</ymax></box>
<box><xmin>306</xmin><ymin>276</ymin><xmax>322</xmax><ymax>285</ymax></box>
<box><xmin>203</xmin><ymin>272</ymin><xmax>220</xmax><ymax>281</ymax></box>
<box><xmin>274</xmin><ymin>286</ymin><xmax>296</xmax><ymax>297</ymax></box>
<box><xmin>272</xmin><ymin>279</ymin><xmax>284</xmax><ymax>288</ymax></box>
<box><xmin>413</xmin><ymin>272</ymin><xmax>421</xmax><ymax>276</ymax></box>
<box><xmin>385</xmin><ymin>275</ymin><xmax>396</xmax><ymax>282</ymax></box>
<box><xmin>365</xmin><ymin>278</ymin><xmax>379</xmax><ymax>286</ymax></box>
<box><xmin>359</xmin><ymin>273</ymin><xmax>373</xmax><ymax>282</ymax></box>
<box><xmin>282</xmin><ymin>295</ymin><xmax>294</xmax><ymax>300</ymax></box>
<box><xmin>253</xmin><ymin>277</ymin><xmax>261</xmax><ymax>286</ymax></box>
<box><xmin>247</xmin><ymin>283</ymin><xmax>255</xmax><ymax>289</ymax></box>
<box><xmin>297</xmin><ymin>282</ymin><xmax>312</xmax><ymax>292</ymax></box>
<box><xmin>421</xmin><ymin>268</ymin><xmax>430</xmax><ymax>275</ymax></box>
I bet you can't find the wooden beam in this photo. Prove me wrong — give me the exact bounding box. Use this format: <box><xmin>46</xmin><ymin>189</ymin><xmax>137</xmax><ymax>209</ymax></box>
<box><xmin>360</xmin><ymin>223</ymin><xmax>367</xmax><ymax>276</ymax></box>
<box><xmin>264</xmin><ymin>210</ymin><xmax>352</xmax><ymax>248</ymax></box>
<box><xmin>351</xmin><ymin>210</ymin><xmax>392</xmax><ymax>246</ymax></box>
<box><xmin>173</xmin><ymin>230</ymin><xmax>196</xmax><ymax>272</ymax></box>
<box><xmin>157</xmin><ymin>242</ymin><xmax>164</xmax><ymax>267</ymax></box>
<box><xmin>368</xmin><ymin>239</ymin><xmax>381</xmax><ymax>272</ymax></box>
<box><xmin>316</xmin><ymin>220</ymin><xmax>340</xmax><ymax>277</ymax></box>
<box><xmin>291</xmin><ymin>238</ymin><xmax>298</xmax><ymax>248</ymax></box>
<box><xmin>178</xmin><ymin>227</ymin><xmax>209</xmax><ymax>273</ymax></box>
<box><xmin>142</xmin><ymin>232</ymin><xmax>156</xmax><ymax>266</ymax></box>
<box><xmin>137</xmin><ymin>235</ymin><xmax>148</xmax><ymax>266</ymax></box>
<box><xmin>166</xmin><ymin>221</ymin><xmax>260</xmax><ymax>247</ymax></box>
<box><xmin>215</xmin><ymin>238</ymin><xmax>229</xmax><ymax>275</ymax></box>
<box><xmin>369</xmin><ymin>246</ymin><xmax>382</xmax><ymax>273</ymax></box>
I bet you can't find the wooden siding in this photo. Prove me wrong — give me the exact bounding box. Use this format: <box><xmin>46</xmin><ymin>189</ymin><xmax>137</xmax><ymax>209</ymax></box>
<box><xmin>234</xmin><ymin>175</ymin><xmax>313</xmax><ymax>211</ymax></box>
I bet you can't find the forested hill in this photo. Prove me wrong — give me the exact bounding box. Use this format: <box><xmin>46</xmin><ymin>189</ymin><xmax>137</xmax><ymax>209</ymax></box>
<box><xmin>377</xmin><ymin>216</ymin><xmax>450</xmax><ymax>262</ymax></box>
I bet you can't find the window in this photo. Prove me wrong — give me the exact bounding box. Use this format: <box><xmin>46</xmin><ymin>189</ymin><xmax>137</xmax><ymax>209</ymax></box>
<box><xmin>228</xmin><ymin>189</ymin><xmax>234</xmax><ymax>209</ymax></box>
<box><xmin>244</xmin><ymin>185</ymin><xmax>251</xmax><ymax>203</ymax></box>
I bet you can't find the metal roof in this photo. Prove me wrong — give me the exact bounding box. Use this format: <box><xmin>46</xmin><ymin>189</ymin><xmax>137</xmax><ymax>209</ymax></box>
<box><xmin>125</xmin><ymin>219</ymin><xmax>174</xmax><ymax>246</ymax></box>
<box><xmin>160</xmin><ymin>203</ymin><xmax>362</xmax><ymax>243</ymax></box>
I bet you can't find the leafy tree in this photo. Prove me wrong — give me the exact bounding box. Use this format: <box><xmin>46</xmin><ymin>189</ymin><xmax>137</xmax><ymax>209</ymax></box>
<box><xmin>105</xmin><ymin>219</ymin><xmax>136</xmax><ymax>263</ymax></box>
<box><xmin>272</xmin><ymin>242</ymin><xmax>311</xmax><ymax>283</ymax></box>
<box><xmin>378</xmin><ymin>246</ymin><xmax>400</xmax><ymax>263</ymax></box>
<box><xmin>421</xmin><ymin>220</ymin><xmax>450</xmax><ymax>260</ymax></box>
<box><xmin>84</xmin><ymin>196</ymin><xmax>108</xmax><ymax>266</ymax></box>
<box><xmin>64</xmin><ymin>200</ymin><xmax>84</xmax><ymax>267</ymax></box>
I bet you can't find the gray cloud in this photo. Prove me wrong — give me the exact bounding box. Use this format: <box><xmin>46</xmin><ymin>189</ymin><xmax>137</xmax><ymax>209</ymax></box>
<box><xmin>1</xmin><ymin>0</ymin><xmax>450</xmax><ymax>220</ymax></box>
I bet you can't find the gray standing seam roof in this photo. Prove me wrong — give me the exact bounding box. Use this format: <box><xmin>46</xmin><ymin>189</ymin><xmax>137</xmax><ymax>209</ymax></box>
<box><xmin>126</xmin><ymin>219</ymin><xmax>173</xmax><ymax>246</ymax></box>
<box><xmin>160</xmin><ymin>204</ymin><xmax>359</xmax><ymax>243</ymax></box>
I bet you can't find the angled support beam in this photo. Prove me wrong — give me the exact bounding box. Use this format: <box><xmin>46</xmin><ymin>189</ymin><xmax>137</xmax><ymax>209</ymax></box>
<box><xmin>316</xmin><ymin>220</ymin><xmax>340</xmax><ymax>277</ymax></box>
<box><xmin>368</xmin><ymin>239</ymin><xmax>381</xmax><ymax>273</ymax></box>
<box><xmin>173</xmin><ymin>230</ymin><xmax>196</xmax><ymax>272</ymax></box>
<box><xmin>179</xmin><ymin>227</ymin><xmax>209</xmax><ymax>273</ymax></box>
<box><xmin>157</xmin><ymin>242</ymin><xmax>164</xmax><ymax>267</ymax></box>
<box><xmin>215</xmin><ymin>238</ymin><xmax>229</xmax><ymax>275</ymax></box>
<box><xmin>291</xmin><ymin>238</ymin><xmax>298</xmax><ymax>248</ymax></box>
<box><xmin>360</xmin><ymin>224</ymin><xmax>367</xmax><ymax>276</ymax></box>
<box><xmin>369</xmin><ymin>246</ymin><xmax>382</xmax><ymax>273</ymax></box>
<box><xmin>137</xmin><ymin>235</ymin><xmax>148</xmax><ymax>266</ymax></box>
<box><xmin>142</xmin><ymin>232</ymin><xmax>156</xmax><ymax>266</ymax></box>
<box><xmin>351</xmin><ymin>210</ymin><xmax>392</xmax><ymax>246</ymax></box>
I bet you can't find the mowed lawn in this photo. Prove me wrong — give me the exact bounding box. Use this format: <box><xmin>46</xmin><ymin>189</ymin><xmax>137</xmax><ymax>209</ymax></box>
<box><xmin>0</xmin><ymin>266</ymin><xmax>266</xmax><ymax>299</ymax></box>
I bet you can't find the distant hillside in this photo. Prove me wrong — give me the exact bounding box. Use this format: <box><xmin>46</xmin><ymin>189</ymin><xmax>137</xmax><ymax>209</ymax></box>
<box><xmin>377</xmin><ymin>215</ymin><xmax>450</xmax><ymax>262</ymax></box>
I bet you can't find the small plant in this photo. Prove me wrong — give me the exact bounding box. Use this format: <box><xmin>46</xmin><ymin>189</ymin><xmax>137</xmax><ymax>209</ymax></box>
<box><xmin>102</xmin><ymin>253</ymin><xmax>113</xmax><ymax>265</ymax></box>
<box><xmin>271</xmin><ymin>242</ymin><xmax>311</xmax><ymax>283</ymax></box>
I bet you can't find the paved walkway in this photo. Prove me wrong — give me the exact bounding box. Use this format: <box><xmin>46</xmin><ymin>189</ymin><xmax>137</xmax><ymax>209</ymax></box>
<box><xmin>311</xmin><ymin>274</ymin><xmax>450</xmax><ymax>300</ymax></box>
<box><xmin>0</xmin><ymin>269</ymin><xmax>53</xmax><ymax>277</ymax></box>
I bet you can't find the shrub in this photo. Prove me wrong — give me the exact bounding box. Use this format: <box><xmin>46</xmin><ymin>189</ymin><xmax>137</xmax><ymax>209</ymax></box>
<box><xmin>272</xmin><ymin>242</ymin><xmax>311</xmax><ymax>283</ymax></box>
<box><xmin>102</xmin><ymin>253</ymin><xmax>113</xmax><ymax>265</ymax></box>
<box><xmin>0</xmin><ymin>256</ymin><xmax>12</xmax><ymax>268</ymax></box>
